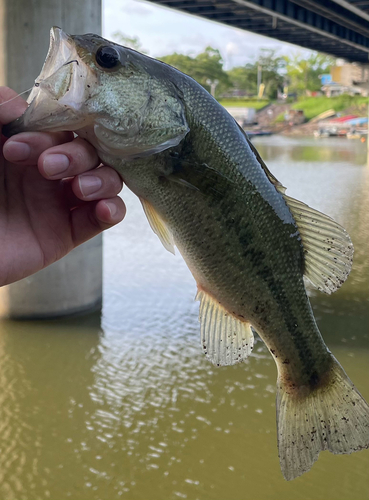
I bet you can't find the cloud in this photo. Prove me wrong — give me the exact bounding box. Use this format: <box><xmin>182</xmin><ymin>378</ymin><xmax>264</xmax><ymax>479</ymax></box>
<box><xmin>122</xmin><ymin>0</ymin><xmax>153</xmax><ymax>17</ymax></box>
<box><xmin>226</xmin><ymin>41</ymin><xmax>241</xmax><ymax>56</ymax></box>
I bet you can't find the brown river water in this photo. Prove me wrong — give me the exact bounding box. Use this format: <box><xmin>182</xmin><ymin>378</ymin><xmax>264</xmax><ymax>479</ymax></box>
<box><xmin>0</xmin><ymin>136</ymin><xmax>368</xmax><ymax>500</ymax></box>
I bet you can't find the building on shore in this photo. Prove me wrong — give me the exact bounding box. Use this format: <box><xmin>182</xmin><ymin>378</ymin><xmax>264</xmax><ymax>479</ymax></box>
<box><xmin>321</xmin><ymin>62</ymin><xmax>369</xmax><ymax>97</ymax></box>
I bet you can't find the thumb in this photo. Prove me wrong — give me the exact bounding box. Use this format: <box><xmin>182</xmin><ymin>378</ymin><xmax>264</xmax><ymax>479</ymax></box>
<box><xmin>0</xmin><ymin>86</ymin><xmax>28</xmax><ymax>126</ymax></box>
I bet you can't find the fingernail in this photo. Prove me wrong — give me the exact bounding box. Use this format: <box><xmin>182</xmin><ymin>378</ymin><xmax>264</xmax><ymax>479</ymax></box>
<box><xmin>79</xmin><ymin>176</ymin><xmax>102</xmax><ymax>197</ymax></box>
<box><xmin>105</xmin><ymin>200</ymin><xmax>117</xmax><ymax>218</ymax></box>
<box><xmin>4</xmin><ymin>140</ymin><xmax>31</xmax><ymax>161</ymax></box>
<box><xmin>43</xmin><ymin>154</ymin><xmax>69</xmax><ymax>176</ymax></box>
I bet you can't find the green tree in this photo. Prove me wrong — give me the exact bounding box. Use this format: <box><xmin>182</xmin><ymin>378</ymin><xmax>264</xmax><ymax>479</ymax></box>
<box><xmin>284</xmin><ymin>52</ymin><xmax>335</xmax><ymax>94</ymax></box>
<box><xmin>112</xmin><ymin>31</ymin><xmax>148</xmax><ymax>54</ymax></box>
<box><xmin>160</xmin><ymin>47</ymin><xmax>230</xmax><ymax>97</ymax></box>
<box><xmin>257</xmin><ymin>49</ymin><xmax>285</xmax><ymax>99</ymax></box>
<box><xmin>159</xmin><ymin>53</ymin><xmax>195</xmax><ymax>77</ymax></box>
<box><xmin>227</xmin><ymin>64</ymin><xmax>257</xmax><ymax>95</ymax></box>
<box><xmin>226</xmin><ymin>49</ymin><xmax>285</xmax><ymax>99</ymax></box>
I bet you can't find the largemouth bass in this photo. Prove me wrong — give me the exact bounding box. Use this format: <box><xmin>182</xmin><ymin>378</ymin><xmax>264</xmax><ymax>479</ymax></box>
<box><xmin>3</xmin><ymin>27</ymin><xmax>369</xmax><ymax>480</ymax></box>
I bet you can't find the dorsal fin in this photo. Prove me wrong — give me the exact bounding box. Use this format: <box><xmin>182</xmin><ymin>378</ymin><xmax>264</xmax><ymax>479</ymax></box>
<box><xmin>196</xmin><ymin>289</ymin><xmax>254</xmax><ymax>366</ymax></box>
<box><xmin>140</xmin><ymin>198</ymin><xmax>175</xmax><ymax>254</ymax></box>
<box><xmin>243</xmin><ymin>130</ymin><xmax>353</xmax><ymax>294</ymax></box>
<box><xmin>245</xmin><ymin>133</ymin><xmax>287</xmax><ymax>194</ymax></box>
<box><xmin>282</xmin><ymin>195</ymin><xmax>353</xmax><ymax>294</ymax></box>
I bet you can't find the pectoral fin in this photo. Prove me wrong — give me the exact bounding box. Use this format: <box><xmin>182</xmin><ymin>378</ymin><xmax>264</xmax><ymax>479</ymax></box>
<box><xmin>196</xmin><ymin>289</ymin><xmax>254</xmax><ymax>366</ymax></box>
<box><xmin>167</xmin><ymin>156</ymin><xmax>235</xmax><ymax>198</ymax></box>
<box><xmin>140</xmin><ymin>198</ymin><xmax>175</xmax><ymax>254</ymax></box>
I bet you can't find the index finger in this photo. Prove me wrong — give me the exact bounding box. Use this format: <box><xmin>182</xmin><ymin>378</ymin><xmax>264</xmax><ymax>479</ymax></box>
<box><xmin>0</xmin><ymin>86</ymin><xmax>28</xmax><ymax>125</ymax></box>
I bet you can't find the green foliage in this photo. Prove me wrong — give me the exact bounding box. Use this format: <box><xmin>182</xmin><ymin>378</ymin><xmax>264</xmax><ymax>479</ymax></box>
<box><xmin>160</xmin><ymin>47</ymin><xmax>230</xmax><ymax>96</ymax></box>
<box><xmin>292</xmin><ymin>94</ymin><xmax>369</xmax><ymax>120</ymax></box>
<box><xmin>161</xmin><ymin>48</ymin><xmax>284</xmax><ymax>99</ymax></box>
<box><xmin>257</xmin><ymin>49</ymin><xmax>285</xmax><ymax>99</ymax></box>
<box><xmin>112</xmin><ymin>31</ymin><xmax>147</xmax><ymax>54</ymax></box>
<box><xmin>226</xmin><ymin>49</ymin><xmax>285</xmax><ymax>99</ymax></box>
<box><xmin>218</xmin><ymin>99</ymin><xmax>270</xmax><ymax>109</ymax></box>
<box><xmin>274</xmin><ymin>113</ymin><xmax>286</xmax><ymax>123</ymax></box>
<box><xmin>109</xmin><ymin>35</ymin><xmax>339</xmax><ymax>104</ymax></box>
<box><xmin>227</xmin><ymin>65</ymin><xmax>258</xmax><ymax>95</ymax></box>
<box><xmin>225</xmin><ymin>50</ymin><xmax>335</xmax><ymax>99</ymax></box>
<box><xmin>284</xmin><ymin>52</ymin><xmax>335</xmax><ymax>94</ymax></box>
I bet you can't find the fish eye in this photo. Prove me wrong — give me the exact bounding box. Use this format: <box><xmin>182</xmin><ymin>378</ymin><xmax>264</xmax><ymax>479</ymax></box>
<box><xmin>95</xmin><ymin>46</ymin><xmax>120</xmax><ymax>69</ymax></box>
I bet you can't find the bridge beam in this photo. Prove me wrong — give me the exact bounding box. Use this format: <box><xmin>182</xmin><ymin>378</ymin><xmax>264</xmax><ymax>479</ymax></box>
<box><xmin>151</xmin><ymin>0</ymin><xmax>369</xmax><ymax>62</ymax></box>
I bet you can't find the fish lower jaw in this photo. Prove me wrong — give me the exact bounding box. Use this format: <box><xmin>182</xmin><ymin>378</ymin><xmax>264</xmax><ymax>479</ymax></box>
<box><xmin>75</xmin><ymin>124</ymin><xmax>97</xmax><ymax>144</ymax></box>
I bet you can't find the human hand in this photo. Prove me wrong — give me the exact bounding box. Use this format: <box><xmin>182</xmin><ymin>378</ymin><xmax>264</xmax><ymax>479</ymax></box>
<box><xmin>0</xmin><ymin>86</ymin><xmax>125</xmax><ymax>287</ymax></box>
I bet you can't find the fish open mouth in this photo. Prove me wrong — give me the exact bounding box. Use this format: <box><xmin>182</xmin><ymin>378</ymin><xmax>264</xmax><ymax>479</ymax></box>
<box><xmin>3</xmin><ymin>27</ymin><xmax>95</xmax><ymax>136</ymax></box>
<box><xmin>28</xmin><ymin>27</ymin><xmax>75</xmax><ymax>103</ymax></box>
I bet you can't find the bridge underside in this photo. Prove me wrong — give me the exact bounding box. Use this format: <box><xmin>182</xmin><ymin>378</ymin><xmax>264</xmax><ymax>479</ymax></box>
<box><xmin>149</xmin><ymin>0</ymin><xmax>369</xmax><ymax>63</ymax></box>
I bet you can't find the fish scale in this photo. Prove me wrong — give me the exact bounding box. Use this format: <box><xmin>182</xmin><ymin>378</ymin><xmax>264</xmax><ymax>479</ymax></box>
<box><xmin>120</xmin><ymin>123</ymin><xmax>325</xmax><ymax>375</ymax></box>
<box><xmin>3</xmin><ymin>27</ymin><xmax>368</xmax><ymax>481</ymax></box>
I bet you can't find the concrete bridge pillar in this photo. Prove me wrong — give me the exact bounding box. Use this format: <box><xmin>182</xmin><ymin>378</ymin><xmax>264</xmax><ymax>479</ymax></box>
<box><xmin>0</xmin><ymin>0</ymin><xmax>103</xmax><ymax>318</ymax></box>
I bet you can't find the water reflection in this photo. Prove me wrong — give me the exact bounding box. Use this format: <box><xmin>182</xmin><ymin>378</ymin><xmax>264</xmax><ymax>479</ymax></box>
<box><xmin>0</xmin><ymin>137</ymin><xmax>368</xmax><ymax>500</ymax></box>
<box><xmin>254</xmin><ymin>136</ymin><xmax>369</xmax><ymax>348</ymax></box>
<box><xmin>0</xmin><ymin>313</ymin><xmax>102</xmax><ymax>499</ymax></box>
<box><xmin>255</xmin><ymin>135</ymin><xmax>368</xmax><ymax>165</ymax></box>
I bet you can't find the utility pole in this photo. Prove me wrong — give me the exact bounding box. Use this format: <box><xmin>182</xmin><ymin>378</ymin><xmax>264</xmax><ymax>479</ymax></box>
<box><xmin>0</xmin><ymin>0</ymin><xmax>103</xmax><ymax>318</ymax></box>
<box><xmin>257</xmin><ymin>64</ymin><xmax>262</xmax><ymax>99</ymax></box>
<box><xmin>206</xmin><ymin>79</ymin><xmax>219</xmax><ymax>97</ymax></box>
<box><xmin>367</xmin><ymin>98</ymin><xmax>369</xmax><ymax>166</ymax></box>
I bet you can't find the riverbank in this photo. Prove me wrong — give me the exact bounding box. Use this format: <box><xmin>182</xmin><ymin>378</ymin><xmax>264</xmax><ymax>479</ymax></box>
<box><xmin>219</xmin><ymin>95</ymin><xmax>369</xmax><ymax>137</ymax></box>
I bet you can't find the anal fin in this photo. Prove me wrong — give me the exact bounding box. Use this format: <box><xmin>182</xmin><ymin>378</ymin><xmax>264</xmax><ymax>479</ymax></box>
<box><xmin>140</xmin><ymin>198</ymin><xmax>175</xmax><ymax>254</ymax></box>
<box><xmin>196</xmin><ymin>289</ymin><xmax>254</xmax><ymax>366</ymax></box>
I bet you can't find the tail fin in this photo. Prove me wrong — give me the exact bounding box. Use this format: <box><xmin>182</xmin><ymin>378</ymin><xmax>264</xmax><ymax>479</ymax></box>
<box><xmin>276</xmin><ymin>358</ymin><xmax>369</xmax><ymax>480</ymax></box>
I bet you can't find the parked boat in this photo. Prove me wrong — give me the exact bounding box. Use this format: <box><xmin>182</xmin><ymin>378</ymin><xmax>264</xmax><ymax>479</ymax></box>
<box><xmin>245</xmin><ymin>130</ymin><xmax>273</xmax><ymax>137</ymax></box>
<box><xmin>346</xmin><ymin>129</ymin><xmax>368</xmax><ymax>140</ymax></box>
<box><xmin>314</xmin><ymin>115</ymin><xmax>367</xmax><ymax>138</ymax></box>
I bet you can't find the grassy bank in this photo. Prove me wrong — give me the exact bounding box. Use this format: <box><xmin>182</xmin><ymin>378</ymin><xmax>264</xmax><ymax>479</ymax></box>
<box><xmin>218</xmin><ymin>99</ymin><xmax>270</xmax><ymax>110</ymax></box>
<box><xmin>292</xmin><ymin>95</ymin><xmax>369</xmax><ymax>121</ymax></box>
<box><xmin>218</xmin><ymin>94</ymin><xmax>369</xmax><ymax>123</ymax></box>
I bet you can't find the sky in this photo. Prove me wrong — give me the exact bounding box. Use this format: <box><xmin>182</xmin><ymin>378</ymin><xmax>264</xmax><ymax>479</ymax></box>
<box><xmin>102</xmin><ymin>0</ymin><xmax>314</xmax><ymax>69</ymax></box>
